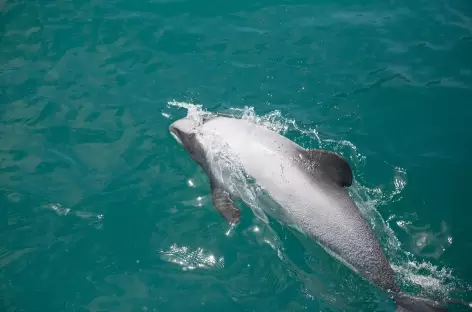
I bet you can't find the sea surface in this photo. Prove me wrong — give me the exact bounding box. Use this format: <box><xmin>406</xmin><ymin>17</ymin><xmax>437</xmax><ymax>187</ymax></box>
<box><xmin>1</xmin><ymin>0</ymin><xmax>472</xmax><ymax>311</ymax></box>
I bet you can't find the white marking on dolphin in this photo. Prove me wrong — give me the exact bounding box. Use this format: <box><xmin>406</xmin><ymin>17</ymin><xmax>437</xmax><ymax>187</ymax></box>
<box><xmin>169</xmin><ymin>114</ymin><xmax>451</xmax><ymax>312</ymax></box>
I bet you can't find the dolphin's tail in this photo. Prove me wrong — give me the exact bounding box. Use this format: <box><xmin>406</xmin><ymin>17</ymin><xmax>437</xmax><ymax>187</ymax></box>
<box><xmin>394</xmin><ymin>293</ymin><xmax>447</xmax><ymax>312</ymax></box>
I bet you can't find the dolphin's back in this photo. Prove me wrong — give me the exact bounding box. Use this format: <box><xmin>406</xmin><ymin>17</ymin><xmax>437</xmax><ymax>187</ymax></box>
<box><xmin>199</xmin><ymin>117</ymin><xmax>398</xmax><ymax>292</ymax></box>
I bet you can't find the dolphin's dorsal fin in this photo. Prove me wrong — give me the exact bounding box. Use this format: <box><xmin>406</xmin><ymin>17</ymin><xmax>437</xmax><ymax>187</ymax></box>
<box><xmin>299</xmin><ymin>149</ymin><xmax>353</xmax><ymax>187</ymax></box>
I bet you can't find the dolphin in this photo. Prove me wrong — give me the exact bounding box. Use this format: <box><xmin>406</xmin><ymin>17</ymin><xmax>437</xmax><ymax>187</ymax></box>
<box><xmin>169</xmin><ymin>114</ymin><xmax>447</xmax><ymax>312</ymax></box>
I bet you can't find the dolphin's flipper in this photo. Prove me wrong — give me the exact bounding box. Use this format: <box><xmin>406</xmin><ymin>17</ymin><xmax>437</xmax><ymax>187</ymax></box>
<box><xmin>299</xmin><ymin>149</ymin><xmax>353</xmax><ymax>187</ymax></box>
<box><xmin>210</xmin><ymin>180</ymin><xmax>241</xmax><ymax>224</ymax></box>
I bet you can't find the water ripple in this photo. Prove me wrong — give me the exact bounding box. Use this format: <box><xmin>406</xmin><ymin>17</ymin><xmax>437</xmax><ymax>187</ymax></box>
<box><xmin>1</xmin><ymin>0</ymin><xmax>471</xmax><ymax>310</ymax></box>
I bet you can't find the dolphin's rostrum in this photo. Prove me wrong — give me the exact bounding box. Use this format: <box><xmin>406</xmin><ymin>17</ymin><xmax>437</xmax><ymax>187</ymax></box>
<box><xmin>169</xmin><ymin>114</ymin><xmax>448</xmax><ymax>312</ymax></box>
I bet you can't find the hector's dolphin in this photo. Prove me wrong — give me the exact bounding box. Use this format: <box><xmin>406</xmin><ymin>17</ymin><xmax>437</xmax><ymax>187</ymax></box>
<box><xmin>169</xmin><ymin>114</ymin><xmax>447</xmax><ymax>312</ymax></box>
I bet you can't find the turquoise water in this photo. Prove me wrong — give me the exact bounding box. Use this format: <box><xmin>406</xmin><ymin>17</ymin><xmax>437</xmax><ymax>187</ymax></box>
<box><xmin>1</xmin><ymin>0</ymin><xmax>472</xmax><ymax>311</ymax></box>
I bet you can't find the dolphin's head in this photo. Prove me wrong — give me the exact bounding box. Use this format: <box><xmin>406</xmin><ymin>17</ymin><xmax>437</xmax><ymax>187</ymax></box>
<box><xmin>169</xmin><ymin>114</ymin><xmax>220</xmax><ymax>146</ymax></box>
<box><xmin>169</xmin><ymin>117</ymin><xmax>207</xmax><ymax>165</ymax></box>
<box><xmin>170</xmin><ymin>114</ymin><xmax>231</xmax><ymax>167</ymax></box>
<box><xmin>169</xmin><ymin>117</ymin><xmax>200</xmax><ymax>147</ymax></box>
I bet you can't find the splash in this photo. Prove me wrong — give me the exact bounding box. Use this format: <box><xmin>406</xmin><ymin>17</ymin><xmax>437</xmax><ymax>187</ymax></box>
<box><xmin>230</xmin><ymin>106</ymin><xmax>294</xmax><ymax>134</ymax></box>
<box><xmin>159</xmin><ymin>244</ymin><xmax>224</xmax><ymax>271</ymax></box>
<box><xmin>167</xmin><ymin>100</ymin><xmax>207</xmax><ymax>124</ymax></box>
<box><xmin>164</xmin><ymin>100</ymin><xmax>470</xmax><ymax>302</ymax></box>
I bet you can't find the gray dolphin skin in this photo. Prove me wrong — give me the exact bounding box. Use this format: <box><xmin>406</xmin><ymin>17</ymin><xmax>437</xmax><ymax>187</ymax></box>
<box><xmin>169</xmin><ymin>114</ymin><xmax>447</xmax><ymax>312</ymax></box>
